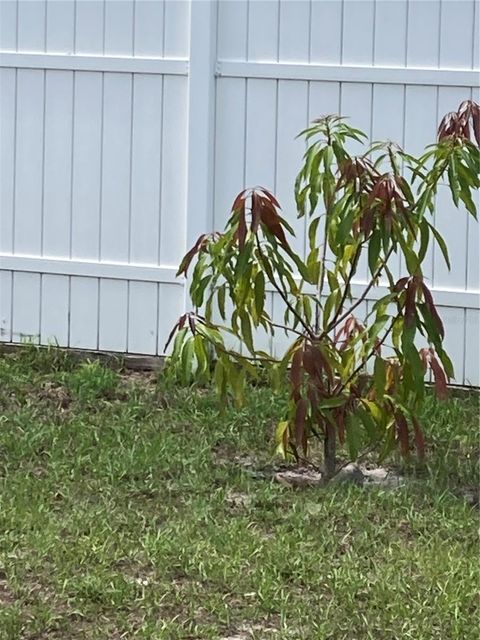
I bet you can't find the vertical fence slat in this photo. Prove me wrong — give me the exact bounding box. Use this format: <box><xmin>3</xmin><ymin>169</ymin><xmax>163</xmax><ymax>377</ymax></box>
<box><xmin>98</xmin><ymin>279</ymin><xmax>128</xmax><ymax>352</ymax></box>
<box><xmin>217</xmin><ymin>0</ymin><xmax>248</xmax><ymax>61</ymax></box>
<box><xmin>69</xmin><ymin>276</ymin><xmax>99</xmax><ymax>350</ymax></box>
<box><xmin>278</xmin><ymin>0</ymin><xmax>310</xmax><ymax>62</ymax></box>
<box><xmin>17</xmin><ymin>0</ymin><xmax>46</xmax><ymax>52</ymax></box>
<box><xmin>373</xmin><ymin>0</ymin><xmax>407</xmax><ymax>66</ymax></box>
<box><xmin>214</xmin><ymin>78</ymin><xmax>246</xmax><ymax>229</ymax></box>
<box><xmin>245</xmin><ymin>79</ymin><xmax>277</xmax><ymax>190</ymax></box>
<box><xmin>104</xmin><ymin>0</ymin><xmax>134</xmax><ymax>56</ymax></box>
<box><xmin>158</xmin><ymin>283</ymin><xmax>184</xmax><ymax>356</ymax></box>
<box><xmin>74</xmin><ymin>0</ymin><xmax>104</xmax><ymax>54</ymax></box>
<box><xmin>439</xmin><ymin>0</ymin><xmax>475</xmax><ymax>69</ymax></box>
<box><xmin>464</xmin><ymin>309</ymin><xmax>480</xmax><ymax>386</ymax></box>
<box><xmin>0</xmin><ymin>0</ymin><xmax>18</xmax><ymax>51</ymax></box>
<box><xmin>0</xmin><ymin>68</ymin><xmax>16</xmax><ymax>253</ymax></box>
<box><xmin>247</xmin><ymin>0</ymin><xmax>279</xmax><ymax>62</ymax></box>
<box><xmin>134</xmin><ymin>0</ymin><xmax>165</xmax><ymax>57</ymax></box>
<box><xmin>14</xmin><ymin>69</ymin><xmax>44</xmax><ymax>255</ymax></box>
<box><xmin>100</xmin><ymin>73</ymin><xmax>132</xmax><ymax>262</ymax></box>
<box><xmin>40</xmin><ymin>274</ymin><xmax>69</xmax><ymax>345</ymax></box>
<box><xmin>43</xmin><ymin>70</ymin><xmax>73</xmax><ymax>257</ymax></box>
<box><xmin>161</xmin><ymin>75</ymin><xmax>188</xmax><ymax>265</ymax></box>
<box><xmin>46</xmin><ymin>0</ymin><xmax>74</xmax><ymax>53</ymax></box>
<box><xmin>71</xmin><ymin>72</ymin><xmax>103</xmax><ymax>260</ymax></box>
<box><xmin>128</xmin><ymin>281</ymin><xmax>158</xmax><ymax>354</ymax></box>
<box><xmin>276</xmin><ymin>80</ymin><xmax>309</xmax><ymax>259</ymax></box>
<box><xmin>164</xmin><ymin>0</ymin><xmax>189</xmax><ymax>58</ymax></box>
<box><xmin>0</xmin><ymin>271</ymin><xmax>13</xmax><ymax>342</ymax></box>
<box><xmin>309</xmin><ymin>0</ymin><xmax>343</xmax><ymax>64</ymax></box>
<box><xmin>406</xmin><ymin>0</ymin><xmax>441</xmax><ymax>67</ymax></box>
<box><xmin>12</xmin><ymin>272</ymin><xmax>41</xmax><ymax>343</ymax></box>
<box><xmin>341</xmin><ymin>0</ymin><xmax>374</xmax><ymax>65</ymax></box>
<box><xmin>130</xmin><ymin>74</ymin><xmax>163</xmax><ymax>265</ymax></box>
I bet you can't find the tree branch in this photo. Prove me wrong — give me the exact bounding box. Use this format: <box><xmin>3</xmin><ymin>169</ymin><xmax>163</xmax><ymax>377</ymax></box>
<box><xmin>255</xmin><ymin>235</ymin><xmax>316</xmax><ymax>340</ymax></box>
<box><xmin>324</xmin><ymin>246</ymin><xmax>395</xmax><ymax>337</ymax></box>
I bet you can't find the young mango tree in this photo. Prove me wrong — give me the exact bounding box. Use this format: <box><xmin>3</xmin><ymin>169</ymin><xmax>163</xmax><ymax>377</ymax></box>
<box><xmin>165</xmin><ymin>100</ymin><xmax>479</xmax><ymax>479</ymax></box>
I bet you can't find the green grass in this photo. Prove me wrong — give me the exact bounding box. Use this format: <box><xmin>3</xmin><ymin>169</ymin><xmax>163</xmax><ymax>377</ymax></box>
<box><xmin>0</xmin><ymin>346</ymin><xmax>478</xmax><ymax>639</ymax></box>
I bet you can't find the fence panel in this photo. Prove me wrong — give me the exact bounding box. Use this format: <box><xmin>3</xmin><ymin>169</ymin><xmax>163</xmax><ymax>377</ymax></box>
<box><xmin>0</xmin><ymin>0</ymin><xmax>478</xmax><ymax>385</ymax></box>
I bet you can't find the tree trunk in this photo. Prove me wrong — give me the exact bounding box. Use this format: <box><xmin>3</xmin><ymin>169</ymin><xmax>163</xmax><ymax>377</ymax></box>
<box><xmin>324</xmin><ymin>423</ymin><xmax>336</xmax><ymax>479</ymax></box>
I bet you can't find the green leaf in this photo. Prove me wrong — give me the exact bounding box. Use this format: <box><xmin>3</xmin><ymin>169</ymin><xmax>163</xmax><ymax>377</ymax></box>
<box><xmin>230</xmin><ymin>365</ymin><xmax>246</xmax><ymax>408</ymax></box>
<box><xmin>427</xmin><ymin>222</ymin><xmax>451</xmax><ymax>270</ymax></box>
<box><xmin>171</xmin><ymin>327</ymin><xmax>188</xmax><ymax>362</ymax></box>
<box><xmin>275</xmin><ymin>420</ymin><xmax>289</xmax><ymax>457</ymax></box>
<box><xmin>318</xmin><ymin>396</ymin><xmax>347</xmax><ymax>410</ymax></box>
<box><xmin>193</xmin><ymin>334</ymin><xmax>208</xmax><ymax>379</ymax></box>
<box><xmin>240</xmin><ymin>312</ymin><xmax>254</xmax><ymax>354</ymax></box>
<box><xmin>193</xmin><ymin>275</ymin><xmax>211</xmax><ymax>307</ymax></box>
<box><xmin>323</xmin><ymin>289</ymin><xmax>340</xmax><ymax>330</ymax></box>
<box><xmin>302</xmin><ymin>296</ymin><xmax>313</xmax><ymax>326</ymax></box>
<box><xmin>308</xmin><ymin>216</ymin><xmax>321</xmax><ymax>250</ymax></box>
<box><xmin>437</xmin><ymin>346</ymin><xmax>455</xmax><ymax>380</ymax></box>
<box><xmin>368</xmin><ymin>229</ymin><xmax>381</xmax><ymax>276</ymax></box>
<box><xmin>373</xmin><ymin>357</ymin><xmax>386</xmax><ymax>400</ymax></box>
<box><xmin>181</xmin><ymin>338</ymin><xmax>195</xmax><ymax>384</ymax></box>
<box><xmin>217</xmin><ymin>285</ymin><xmax>226</xmax><ymax>320</ymax></box>
<box><xmin>254</xmin><ymin>271</ymin><xmax>265</xmax><ymax>319</ymax></box>
<box><xmin>357</xmin><ymin>406</ymin><xmax>379</xmax><ymax>443</ymax></box>
<box><xmin>398</xmin><ymin>234</ymin><xmax>420</xmax><ymax>275</ymax></box>
<box><xmin>418</xmin><ymin>218</ymin><xmax>430</xmax><ymax>266</ymax></box>
<box><xmin>447</xmin><ymin>157</ymin><xmax>460</xmax><ymax>207</ymax></box>
<box><xmin>213</xmin><ymin>358</ymin><xmax>226</xmax><ymax>400</ymax></box>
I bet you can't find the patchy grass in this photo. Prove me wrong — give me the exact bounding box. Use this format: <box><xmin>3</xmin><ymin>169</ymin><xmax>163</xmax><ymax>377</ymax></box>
<box><xmin>0</xmin><ymin>346</ymin><xmax>478</xmax><ymax>639</ymax></box>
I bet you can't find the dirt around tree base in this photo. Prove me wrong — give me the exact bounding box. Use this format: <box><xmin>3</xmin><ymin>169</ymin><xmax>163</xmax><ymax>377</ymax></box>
<box><xmin>273</xmin><ymin>463</ymin><xmax>405</xmax><ymax>489</ymax></box>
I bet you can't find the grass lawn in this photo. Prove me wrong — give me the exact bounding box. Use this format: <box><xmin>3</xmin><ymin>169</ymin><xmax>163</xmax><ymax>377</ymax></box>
<box><xmin>0</xmin><ymin>347</ymin><xmax>478</xmax><ymax>639</ymax></box>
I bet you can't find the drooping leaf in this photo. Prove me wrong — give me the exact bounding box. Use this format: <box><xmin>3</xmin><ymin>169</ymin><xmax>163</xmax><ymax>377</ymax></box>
<box><xmin>295</xmin><ymin>398</ymin><xmax>308</xmax><ymax>454</ymax></box>
<box><xmin>427</xmin><ymin>222</ymin><xmax>451</xmax><ymax>270</ymax></box>
<box><xmin>290</xmin><ymin>347</ymin><xmax>304</xmax><ymax>401</ymax></box>
<box><xmin>254</xmin><ymin>271</ymin><xmax>265</xmax><ymax>319</ymax></box>
<box><xmin>395</xmin><ymin>411</ymin><xmax>410</xmax><ymax>457</ymax></box>
<box><xmin>373</xmin><ymin>357</ymin><xmax>386</xmax><ymax>400</ymax></box>
<box><xmin>412</xmin><ymin>416</ymin><xmax>425</xmax><ymax>459</ymax></box>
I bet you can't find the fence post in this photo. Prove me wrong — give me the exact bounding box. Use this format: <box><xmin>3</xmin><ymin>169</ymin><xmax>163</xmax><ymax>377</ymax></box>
<box><xmin>185</xmin><ymin>0</ymin><xmax>218</xmax><ymax>252</ymax></box>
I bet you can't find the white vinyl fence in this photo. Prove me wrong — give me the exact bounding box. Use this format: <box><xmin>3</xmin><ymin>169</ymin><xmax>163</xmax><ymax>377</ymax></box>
<box><xmin>0</xmin><ymin>0</ymin><xmax>479</xmax><ymax>385</ymax></box>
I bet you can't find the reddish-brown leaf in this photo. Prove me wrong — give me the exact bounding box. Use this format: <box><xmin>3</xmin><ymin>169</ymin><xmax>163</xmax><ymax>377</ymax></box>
<box><xmin>177</xmin><ymin>234</ymin><xmax>206</xmax><ymax>277</ymax></box>
<box><xmin>295</xmin><ymin>398</ymin><xmax>308</xmax><ymax>454</ymax></box>
<box><xmin>259</xmin><ymin>202</ymin><xmax>290</xmax><ymax>250</ymax></box>
<box><xmin>412</xmin><ymin>416</ymin><xmax>425</xmax><ymax>460</ymax></box>
<box><xmin>421</xmin><ymin>283</ymin><xmax>445</xmax><ymax>339</ymax></box>
<box><xmin>188</xmin><ymin>314</ymin><xmax>196</xmax><ymax>334</ymax></box>
<box><xmin>405</xmin><ymin>279</ymin><xmax>417</xmax><ymax>327</ymax></box>
<box><xmin>290</xmin><ymin>348</ymin><xmax>303</xmax><ymax>402</ymax></box>
<box><xmin>394</xmin><ymin>276</ymin><xmax>409</xmax><ymax>293</ymax></box>
<box><xmin>231</xmin><ymin>189</ymin><xmax>247</xmax><ymax>213</ymax></box>
<box><xmin>164</xmin><ymin>319</ymin><xmax>181</xmax><ymax>351</ymax></box>
<box><xmin>237</xmin><ymin>206</ymin><xmax>247</xmax><ymax>250</ymax></box>
<box><xmin>418</xmin><ymin>347</ymin><xmax>429</xmax><ymax>374</ymax></box>
<box><xmin>303</xmin><ymin>346</ymin><xmax>317</xmax><ymax>378</ymax></box>
<box><xmin>395</xmin><ymin>411</ymin><xmax>410</xmax><ymax>457</ymax></box>
<box><xmin>318</xmin><ymin>347</ymin><xmax>334</xmax><ymax>387</ymax></box>
<box><xmin>250</xmin><ymin>192</ymin><xmax>260</xmax><ymax>233</ymax></box>
<box><xmin>430</xmin><ymin>354</ymin><xmax>449</xmax><ymax>399</ymax></box>
<box><xmin>259</xmin><ymin>187</ymin><xmax>281</xmax><ymax>209</ymax></box>
<box><xmin>472</xmin><ymin>105</ymin><xmax>480</xmax><ymax>146</ymax></box>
